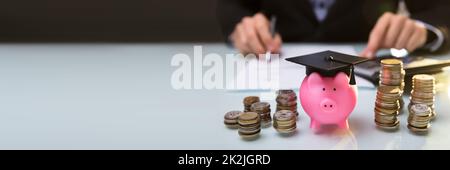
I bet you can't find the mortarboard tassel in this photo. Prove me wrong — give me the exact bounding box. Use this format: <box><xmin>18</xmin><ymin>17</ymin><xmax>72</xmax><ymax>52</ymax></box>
<box><xmin>349</xmin><ymin>65</ymin><xmax>356</xmax><ymax>85</ymax></box>
<box><xmin>328</xmin><ymin>55</ymin><xmax>356</xmax><ymax>85</ymax></box>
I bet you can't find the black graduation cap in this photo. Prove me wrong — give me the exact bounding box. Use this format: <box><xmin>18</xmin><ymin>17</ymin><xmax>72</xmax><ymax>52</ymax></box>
<box><xmin>285</xmin><ymin>50</ymin><xmax>369</xmax><ymax>85</ymax></box>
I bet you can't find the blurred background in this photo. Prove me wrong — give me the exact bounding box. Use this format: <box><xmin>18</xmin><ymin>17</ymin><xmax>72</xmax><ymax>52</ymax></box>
<box><xmin>0</xmin><ymin>0</ymin><xmax>223</xmax><ymax>42</ymax></box>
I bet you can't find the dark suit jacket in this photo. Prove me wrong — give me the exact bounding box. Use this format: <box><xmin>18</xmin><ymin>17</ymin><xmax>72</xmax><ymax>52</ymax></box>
<box><xmin>217</xmin><ymin>0</ymin><xmax>450</xmax><ymax>53</ymax></box>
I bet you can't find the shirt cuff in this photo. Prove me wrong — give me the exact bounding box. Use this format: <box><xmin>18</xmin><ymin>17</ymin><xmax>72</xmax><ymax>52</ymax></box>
<box><xmin>416</xmin><ymin>20</ymin><xmax>445</xmax><ymax>52</ymax></box>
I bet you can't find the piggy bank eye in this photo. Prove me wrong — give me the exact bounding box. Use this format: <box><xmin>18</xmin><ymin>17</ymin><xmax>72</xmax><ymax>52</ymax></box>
<box><xmin>333</xmin><ymin>88</ymin><xmax>336</xmax><ymax>91</ymax></box>
<box><xmin>322</xmin><ymin>88</ymin><xmax>325</xmax><ymax>91</ymax></box>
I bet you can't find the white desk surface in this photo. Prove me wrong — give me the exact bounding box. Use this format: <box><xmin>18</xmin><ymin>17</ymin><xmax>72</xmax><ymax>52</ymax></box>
<box><xmin>0</xmin><ymin>43</ymin><xmax>449</xmax><ymax>150</ymax></box>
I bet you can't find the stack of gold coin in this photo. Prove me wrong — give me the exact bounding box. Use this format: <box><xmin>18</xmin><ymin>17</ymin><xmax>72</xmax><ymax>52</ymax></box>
<box><xmin>374</xmin><ymin>85</ymin><xmax>402</xmax><ymax>129</ymax></box>
<box><xmin>238</xmin><ymin>112</ymin><xmax>261</xmax><ymax>139</ymax></box>
<box><xmin>409</xmin><ymin>74</ymin><xmax>436</xmax><ymax>119</ymax></box>
<box><xmin>251</xmin><ymin>102</ymin><xmax>271</xmax><ymax>127</ymax></box>
<box><xmin>379</xmin><ymin>59</ymin><xmax>405</xmax><ymax>88</ymax></box>
<box><xmin>275</xmin><ymin>89</ymin><xmax>298</xmax><ymax>118</ymax></box>
<box><xmin>379</xmin><ymin>59</ymin><xmax>405</xmax><ymax>110</ymax></box>
<box><xmin>407</xmin><ymin>104</ymin><xmax>432</xmax><ymax>133</ymax></box>
<box><xmin>273</xmin><ymin>110</ymin><xmax>296</xmax><ymax>134</ymax></box>
<box><xmin>224</xmin><ymin>110</ymin><xmax>243</xmax><ymax>129</ymax></box>
<box><xmin>243</xmin><ymin>96</ymin><xmax>260</xmax><ymax>112</ymax></box>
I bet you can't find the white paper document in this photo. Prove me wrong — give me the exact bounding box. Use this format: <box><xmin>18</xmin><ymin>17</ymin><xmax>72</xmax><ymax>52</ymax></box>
<box><xmin>227</xmin><ymin>44</ymin><xmax>375</xmax><ymax>91</ymax></box>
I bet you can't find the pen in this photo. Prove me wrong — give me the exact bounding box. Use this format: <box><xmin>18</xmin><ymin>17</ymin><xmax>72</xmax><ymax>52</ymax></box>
<box><xmin>265</xmin><ymin>16</ymin><xmax>277</xmax><ymax>61</ymax></box>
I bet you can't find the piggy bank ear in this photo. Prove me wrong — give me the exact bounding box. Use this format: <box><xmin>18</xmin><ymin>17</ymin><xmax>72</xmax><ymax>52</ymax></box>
<box><xmin>307</xmin><ymin>72</ymin><xmax>323</xmax><ymax>88</ymax></box>
<box><xmin>334</xmin><ymin>72</ymin><xmax>349</xmax><ymax>88</ymax></box>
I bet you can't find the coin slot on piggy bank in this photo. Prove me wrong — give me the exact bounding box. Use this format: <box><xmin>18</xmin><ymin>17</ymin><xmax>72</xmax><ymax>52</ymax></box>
<box><xmin>286</xmin><ymin>51</ymin><xmax>369</xmax><ymax>132</ymax></box>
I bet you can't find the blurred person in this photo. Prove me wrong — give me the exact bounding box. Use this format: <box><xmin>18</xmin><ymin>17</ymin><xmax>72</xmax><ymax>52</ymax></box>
<box><xmin>217</xmin><ymin>0</ymin><xmax>450</xmax><ymax>58</ymax></box>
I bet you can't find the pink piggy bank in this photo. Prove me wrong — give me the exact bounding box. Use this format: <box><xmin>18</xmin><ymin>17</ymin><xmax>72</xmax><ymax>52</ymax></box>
<box><xmin>299</xmin><ymin>72</ymin><xmax>357</xmax><ymax>131</ymax></box>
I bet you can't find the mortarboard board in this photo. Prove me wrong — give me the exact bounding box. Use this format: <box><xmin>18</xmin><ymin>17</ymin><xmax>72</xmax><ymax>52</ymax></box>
<box><xmin>286</xmin><ymin>50</ymin><xmax>369</xmax><ymax>85</ymax></box>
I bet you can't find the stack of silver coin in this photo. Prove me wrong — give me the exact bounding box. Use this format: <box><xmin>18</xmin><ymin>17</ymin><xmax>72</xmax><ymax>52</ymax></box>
<box><xmin>409</xmin><ymin>74</ymin><xmax>436</xmax><ymax>119</ymax></box>
<box><xmin>408</xmin><ymin>103</ymin><xmax>432</xmax><ymax>132</ymax></box>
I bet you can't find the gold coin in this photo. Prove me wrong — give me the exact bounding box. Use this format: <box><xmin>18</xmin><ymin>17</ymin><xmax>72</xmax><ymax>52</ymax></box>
<box><xmin>377</xmin><ymin>85</ymin><xmax>401</xmax><ymax>94</ymax></box>
<box><xmin>239</xmin><ymin>130</ymin><xmax>261</xmax><ymax>139</ymax></box>
<box><xmin>407</xmin><ymin>124</ymin><xmax>430</xmax><ymax>133</ymax></box>
<box><xmin>243</xmin><ymin>96</ymin><xmax>260</xmax><ymax>105</ymax></box>
<box><xmin>408</xmin><ymin>121</ymin><xmax>429</xmax><ymax>128</ymax></box>
<box><xmin>275</xmin><ymin>126</ymin><xmax>297</xmax><ymax>134</ymax></box>
<box><xmin>381</xmin><ymin>59</ymin><xmax>403</xmax><ymax>65</ymax></box>
<box><xmin>276</xmin><ymin>92</ymin><xmax>297</xmax><ymax>101</ymax></box>
<box><xmin>411</xmin><ymin>90</ymin><xmax>435</xmax><ymax>97</ymax></box>
<box><xmin>375</xmin><ymin>118</ymin><xmax>397</xmax><ymax>124</ymax></box>
<box><xmin>375</xmin><ymin>114</ymin><xmax>397</xmax><ymax>120</ymax></box>
<box><xmin>250</xmin><ymin>102</ymin><xmax>271</xmax><ymax>113</ymax></box>
<box><xmin>274</xmin><ymin>120</ymin><xmax>296</xmax><ymax>127</ymax></box>
<box><xmin>410</xmin><ymin>97</ymin><xmax>435</xmax><ymax>102</ymax></box>
<box><xmin>239</xmin><ymin>112</ymin><xmax>259</xmax><ymax>121</ymax></box>
<box><xmin>224</xmin><ymin>110</ymin><xmax>243</xmax><ymax>120</ymax></box>
<box><xmin>375</xmin><ymin>119</ymin><xmax>400</xmax><ymax>128</ymax></box>
<box><xmin>274</xmin><ymin>122</ymin><xmax>296</xmax><ymax>128</ymax></box>
<box><xmin>276</xmin><ymin>100</ymin><xmax>297</xmax><ymax>107</ymax></box>
<box><xmin>375</xmin><ymin>101</ymin><xmax>399</xmax><ymax>109</ymax></box>
<box><xmin>380</xmin><ymin>80</ymin><xmax>403</xmax><ymax>86</ymax></box>
<box><xmin>412</xmin><ymin>84</ymin><xmax>435</xmax><ymax>89</ymax></box>
<box><xmin>238</xmin><ymin>119</ymin><xmax>261</xmax><ymax>126</ymax></box>
<box><xmin>376</xmin><ymin>94</ymin><xmax>401</xmax><ymax>102</ymax></box>
<box><xmin>277</xmin><ymin>89</ymin><xmax>296</xmax><ymax>95</ymax></box>
<box><xmin>274</xmin><ymin>110</ymin><xmax>295</xmax><ymax>121</ymax></box>
<box><xmin>374</xmin><ymin>107</ymin><xmax>399</xmax><ymax>115</ymax></box>
<box><xmin>413</xmin><ymin>74</ymin><xmax>435</xmax><ymax>82</ymax></box>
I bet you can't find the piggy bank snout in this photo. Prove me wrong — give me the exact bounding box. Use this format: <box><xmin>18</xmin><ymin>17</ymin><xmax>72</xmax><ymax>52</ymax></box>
<box><xmin>320</xmin><ymin>98</ymin><xmax>337</xmax><ymax>112</ymax></box>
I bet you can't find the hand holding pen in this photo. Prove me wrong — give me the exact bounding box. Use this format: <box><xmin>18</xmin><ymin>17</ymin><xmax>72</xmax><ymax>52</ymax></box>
<box><xmin>230</xmin><ymin>13</ymin><xmax>282</xmax><ymax>56</ymax></box>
